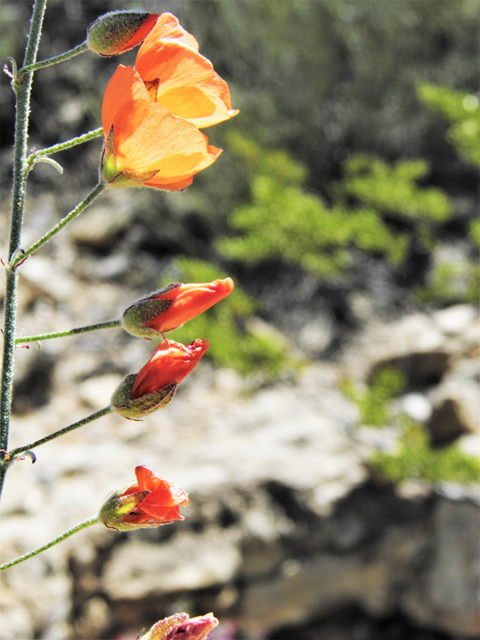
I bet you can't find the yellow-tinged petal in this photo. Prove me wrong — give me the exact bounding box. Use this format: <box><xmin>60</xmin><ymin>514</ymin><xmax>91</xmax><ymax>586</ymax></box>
<box><xmin>138</xmin><ymin>12</ymin><xmax>199</xmax><ymax>54</ymax></box>
<box><xmin>136</xmin><ymin>42</ymin><xmax>238</xmax><ymax>127</ymax></box>
<box><xmin>113</xmin><ymin>102</ymin><xmax>214</xmax><ymax>176</ymax></box>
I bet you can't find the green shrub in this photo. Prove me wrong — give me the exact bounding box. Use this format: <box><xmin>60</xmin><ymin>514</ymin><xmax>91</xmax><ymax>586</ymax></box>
<box><xmin>217</xmin><ymin>140</ymin><xmax>413</xmax><ymax>277</ymax></box>
<box><xmin>370</xmin><ymin>421</ymin><xmax>480</xmax><ymax>485</ymax></box>
<box><xmin>341</xmin><ymin>154</ymin><xmax>453</xmax><ymax>222</ymax></box>
<box><xmin>418</xmin><ymin>84</ymin><xmax>480</xmax><ymax>168</ymax></box>
<box><xmin>341</xmin><ymin>367</ymin><xmax>406</xmax><ymax>427</ymax></box>
<box><xmin>414</xmin><ymin>259</ymin><xmax>479</xmax><ymax>305</ymax></box>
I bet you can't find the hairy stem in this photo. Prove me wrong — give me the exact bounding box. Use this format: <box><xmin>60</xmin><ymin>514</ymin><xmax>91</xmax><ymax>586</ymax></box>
<box><xmin>0</xmin><ymin>0</ymin><xmax>48</xmax><ymax>500</ymax></box>
<box><xmin>8</xmin><ymin>406</ymin><xmax>113</xmax><ymax>458</ymax></box>
<box><xmin>10</xmin><ymin>182</ymin><xmax>106</xmax><ymax>268</ymax></box>
<box><xmin>26</xmin><ymin>127</ymin><xmax>103</xmax><ymax>163</ymax></box>
<box><xmin>18</xmin><ymin>41</ymin><xmax>88</xmax><ymax>77</ymax></box>
<box><xmin>16</xmin><ymin>319</ymin><xmax>122</xmax><ymax>344</ymax></box>
<box><xmin>0</xmin><ymin>517</ymin><xmax>99</xmax><ymax>571</ymax></box>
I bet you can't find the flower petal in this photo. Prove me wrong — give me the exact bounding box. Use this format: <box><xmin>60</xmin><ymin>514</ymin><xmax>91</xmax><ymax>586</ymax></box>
<box><xmin>138</xmin><ymin>12</ymin><xmax>199</xmax><ymax>55</ymax></box>
<box><xmin>131</xmin><ymin>339</ymin><xmax>210</xmax><ymax>398</ymax></box>
<box><xmin>102</xmin><ymin>65</ymin><xmax>150</xmax><ymax>139</ymax></box>
<box><xmin>136</xmin><ymin>42</ymin><xmax>238</xmax><ymax>127</ymax></box>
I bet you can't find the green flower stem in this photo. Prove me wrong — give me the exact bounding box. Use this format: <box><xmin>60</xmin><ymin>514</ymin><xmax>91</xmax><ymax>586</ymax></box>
<box><xmin>8</xmin><ymin>406</ymin><xmax>113</xmax><ymax>459</ymax></box>
<box><xmin>16</xmin><ymin>319</ymin><xmax>123</xmax><ymax>345</ymax></box>
<box><xmin>17</xmin><ymin>41</ymin><xmax>89</xmax><ymax>78</ymax></box>
<box><xmin>11</xmin><ymin>182</ymin><xmax>106</xmax><ymax>268</ymax></box>
<box><xmin>0</xmin><ymin>516</ymin><xmax>99</xmax><ymax>571</ymax></box>
<box><xmin>0</xmin><ymin>0</ymin><xmax>47</xmax><ymax>500</ymax></box>
<box><xmin>26</xmin><ymin>127</ymin><xmax>104</xmax><ymax>163</ymax></box>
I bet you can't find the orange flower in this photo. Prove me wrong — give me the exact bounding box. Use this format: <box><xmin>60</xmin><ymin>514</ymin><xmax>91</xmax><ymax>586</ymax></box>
<box><xmin>138</xmin><ymin>612</ymin><xmax>219</xmax><ymax>640</ymax></box>
<box><xmin>111</xmin><ymin>339</ymin><xmax>210</xmax><ymax>418</ymax></box>
<box><xmin>101</xmin><ymin>65</ymin><xmax>221</xmax><ymax>190</ymax></box>
<box><xmin>87</xmin><ymin>11</ymin><xmax>159</xmax><ymax>56</ymax></box>
<box><xmin>132</xmin><ymin>339</ymin><xmax>209</xmax><ymax>397</ymax></box>
<box><xmin>99</xmin><ymin>466</ymin><xmax>189</xmax><ymax>531</ymax></box>
<box><xmin>122</xmin><ymin>277</ymin><xmax>235</xmax><ymax>338</ymax></box>
<box><xmin>135</xmin><ymin>13</ymin><xmax>239</xmax><ymax>128</ymax></box>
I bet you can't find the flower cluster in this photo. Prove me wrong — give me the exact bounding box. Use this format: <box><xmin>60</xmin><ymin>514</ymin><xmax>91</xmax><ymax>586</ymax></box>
<box><xmin>100</xmin><ymin>12</ymin><xmax>238</xmax><ymax>190</ymax></box>
<box><xmin>89</xmin><ymin>13</ymin><xmax>234</xmax><ymax>638</ymax></box>
<box><xmin>111</xmin><ymin>277</ymin><xmax>234</xmax><ymax>419</ymax></box>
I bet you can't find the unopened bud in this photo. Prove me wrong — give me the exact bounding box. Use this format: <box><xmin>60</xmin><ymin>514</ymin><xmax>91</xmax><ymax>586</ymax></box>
<box><xmin>122</xmin><ymin>279</ymin><xmax>234</xmax><ymax>339</ymax></box>
<box><xmin>87</xmin><ymin>11</ymin><xmax>159</xmax><ymax>57</ymax></box>
<box><xmin>110</xmin><ymin>373</ymin><xmax>177</xmax><ymax>420</ymax></box>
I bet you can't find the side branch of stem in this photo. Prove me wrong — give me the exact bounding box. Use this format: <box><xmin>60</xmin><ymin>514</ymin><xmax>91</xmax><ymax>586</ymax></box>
<box><xmin>16</xmin><ymin>319</ymin><xmax>123</xmax><ymax>344</ymax></box>
<box><xmin>11</xmin><ymin>182</ymin><xmax>106</xmax><ymax>267</ymax></box>
<box><xmin>0</xmin><ymin>516</ymin><xmax>99</xmax><ymax>571</ymax></box>
<box><xmin>18</xmin><ymin>42</ymin><xmax>89</xmax><ymax>77</ymax></box>
<box><xmin>8</xmin><ymin>406</ymin><xmax>113</xmax><ymax>459</ymax></box>
<box><xmin>27</xmin><ymin>128</ymin><xmax>104</xmax><ymax>162</ymax></box>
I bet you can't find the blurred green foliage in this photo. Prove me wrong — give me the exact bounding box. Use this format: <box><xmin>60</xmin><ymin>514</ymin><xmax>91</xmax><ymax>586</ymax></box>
<box><xmin>418</xmin><ymin>84</ymin><xmax>480</xmax><ymax>168</ymax></box>
<box><xmin>370</xmin><ymin>421</ymin><xmax>480</xmax><ymax>485</ymax></box>
<box><xmin>340</xmin><ymin>154</ymin><xmax>453</xmax><ymax>222</ymax></box>
<box><xmin>163</xmin><ymin>258</ymin><xmax>298</xmax><ymax>378</ymax></box>
<box><xmin>216</xmin><ymin>135</ymin><xmax>454</xmax><ymax>277</ymax></box>
<box><xmin>343</xmin><ymin>368</ymin><xmax>480</xmax><ymax>485</ymax></box>
<box><xmin>341</xmin><ymin>368</ymin><xmax>406</xmax><ymax>427</ymax></box>
<box><xmin>414</xmin><ymin>259</ymin><xmax>479</xmax><ymax>305</ymax></box>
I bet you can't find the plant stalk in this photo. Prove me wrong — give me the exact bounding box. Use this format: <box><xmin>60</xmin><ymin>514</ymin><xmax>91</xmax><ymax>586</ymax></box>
<box><xmin>16</xmin><ymin>319</ymin><xmax>122</xmax><ymax>345</ymax></box>
<box><xmin>0</xmin><ymin>0</ymin><xmax>48</xmax><ymax>500</ymax></box>
<box><xmin>8</xmin><ymin>406</ymin><xmax>113</xmax><ymax>459</ymax></box>
<box><xmin>18</xmin><ymin>41</ymin><xmax>88</xmax><ymax>77</ymax></box>
<box><xmin>10</xmin><ymin>182</ymin><xmax>106</xmax><ymax>268</ymax></box>
<box><xmin>26</xmin><ymin>127</ymin><xmax>103</xmax><ymax>164</ymax></box>
<box><xmin>0</xmin><ymin>516</ymin><xmax>99</xmax><ymax>571</ymax></box>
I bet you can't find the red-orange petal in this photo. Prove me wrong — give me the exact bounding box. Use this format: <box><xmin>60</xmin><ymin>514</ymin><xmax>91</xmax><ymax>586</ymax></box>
<box><xmin>131</xmin><ymin>339</ymin><xmax>210</xmax><ymax>398</ymax></box>
<box><xmin>146</xmin><ymin>278</ymin><xmax>234</xmax><ymax>333</ymax></box>
<box><xmin>102</xmin><ymin>65</ymin><xmax>150</xmax><ymax>140</ymax></box>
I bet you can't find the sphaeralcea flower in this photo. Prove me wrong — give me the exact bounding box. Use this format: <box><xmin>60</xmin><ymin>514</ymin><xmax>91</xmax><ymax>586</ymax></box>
<box><xmin>99</xmin><ymin>466</ymin><xmax>188</xmax><ymax>531</ymax></box>
<box><xmin>111</xmin><ymin>339</ymin><xmax>210</xmax><ymax>419</ymax></box>
<box><xmin>122</xmin><ymin>278</ymin><xmax>234</xmax><ymax>338</ymax></box>
<box><xmin>135</xmin><ymin>13</ymin><xmax>239</xmax><ymax>128</ymax></box>
<box><xmin>101</xmin><ymin>65</ymin><xmax>221</xmax><ymax>190</ymax></box>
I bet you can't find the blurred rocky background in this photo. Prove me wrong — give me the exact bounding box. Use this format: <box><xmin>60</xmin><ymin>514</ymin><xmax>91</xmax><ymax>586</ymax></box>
<box><xmin>0</xmin><ymin>1</ymin><xmax>478</xmax><ymax>639</ymax></box>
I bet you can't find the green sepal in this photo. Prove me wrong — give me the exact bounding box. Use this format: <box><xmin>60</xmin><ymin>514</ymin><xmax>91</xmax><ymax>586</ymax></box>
<box><xmin>87</xmin><ymin>11</ymin><xmax>153</xmax><ymax>57</ymax></box>
<box><xmin>111</xmin><ymin>374</ymin><xmax>178</xmax><ymax>419</ymax></box>
<box><xmin>122</xmin><ymin>284</ymin><xmax>181</xmax><ymax>338</ymax></box>
<box><xmin>139</xmin><ymin>614</ymin><xmax>189</xmax><ymax>640</ymax></box>
<box><xmin>98</xmin><ymin>489</ymin><xmax>150</xmax><ymax>531</ymax></box>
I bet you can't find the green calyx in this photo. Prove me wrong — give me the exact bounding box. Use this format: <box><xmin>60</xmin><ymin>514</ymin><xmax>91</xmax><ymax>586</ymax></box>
<box><xmin>100</xmin><ymin>126</ymin><xmax>158</xmax><ymax>188</ymax></box>
<box><xmin>111</xmin><ymin>374</ymin><xmax>178</xmax><ymax>419</ymax></box>
<box><xmin>122</xmin><ymin>284</ymin><xmax>180</xmax><ymax>338</ymax></box>
<box><xmin>98</xmin><ymin>489</ymin><xmax>149</xmax><ymax>531</ymax></box>
<box><xmin>87</xmin><ymin>11</ymin><xmax>152</xmax><ymax>56</ymax></box>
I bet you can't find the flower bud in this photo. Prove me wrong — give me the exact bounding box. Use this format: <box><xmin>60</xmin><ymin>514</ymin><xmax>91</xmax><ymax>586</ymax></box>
<box><xmin>122</xmin><ymin>278</ymin><xmax>234</xmax><ymax>339</ymax></box>
<box><xmin>111</xmin><ymin>339</ymin><xmax>210</xmax><ymax>419</ymax></box>
<box><xmin>138</xmin><ymin>612</ymin><xmax>219</xmax><ymax>640</ymax></box>
<box><xmin>99</xmin><ymin>466</ymin><xmax>188</xmax><ymax>531</ymax></box>
<box><xmin>110</xmin><ymin>373</ymin><xmax>177</xmax><ymax>420</ymax></box>
<box><xmin>87</xmin><ymin>11</ymin><xmax>159</xmax><ymax>57</ymax></box>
